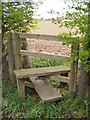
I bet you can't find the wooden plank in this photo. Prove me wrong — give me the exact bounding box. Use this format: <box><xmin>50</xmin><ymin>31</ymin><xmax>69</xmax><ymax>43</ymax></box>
<box><xmin>17</xmin><ymin>78</ymin><xmax>25</xmax><ymax>100</ymax></box>
<box><xmin>21</xmin><ymin>30</ymin><xmax>32</xmax><ymax>68</ymax></box>
<box><xmin>7</xmin><ymin>32</ymin><xmax>15</xmax><ymax>83</ymax></box>
<box><xmin>69</xmin><ymin>43</ymin><xmax>77</xmax><ymax>93</ymax></box>
<box><xmin>19</xmin><ymin>33</ymin><xmax>61</xmax><ymax>41</ymax></box>
<box><xmin>50</xmin><ymin>75</ymin><xmax>70</xmax><ymax>83</ymax></box>
<box><xmin>13</xmin><ymin>33</ymin><xmax>24</xmax><ymax>98</ymax></box>
<box><xmin>20</xmin><ymin>50</ymin><xmax>71</xmax><ymax>61</ymax></box>
<box><xmin>30</xmin><ymin>77</ymin><xmax>62</xmax><ymax>103</ymax></box>
<box><xmin>14</xmin><ymin>66</ymin><xmax>70</xmax><ymax>79</ymax></box>
<box><xmin>13</xmin><ymin>32</ymin><xmax>22</xmax><ymax>69</ymax></box>
<box><xmin>25</xmin><ymin>81</ymin><xmax>34</xmax><ymax>88</ymax></box>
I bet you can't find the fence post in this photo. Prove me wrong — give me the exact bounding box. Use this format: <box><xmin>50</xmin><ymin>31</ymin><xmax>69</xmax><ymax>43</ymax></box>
<box><xmin>14</xmin><ymin>32</ymin><xmax>25</xmax><ymax>100</ymax></box>
<box><xmin>69</xmin><ymin>42</ymin><xmax>78</xmax><ymax>93</ymax></box>
<box><xmin>13</xmin><ymin>32</ymin><xmax>22</xmax><ymax>69</ymax></box>
<box><xmin>7</xmin><ymin>32</ymin><xmax>15</xmax><ymax>83</ymax></box>
<box><xmin>21</xmin><ymin>30</ymin><xmax>32</xmax><ymax>68</ymax></box>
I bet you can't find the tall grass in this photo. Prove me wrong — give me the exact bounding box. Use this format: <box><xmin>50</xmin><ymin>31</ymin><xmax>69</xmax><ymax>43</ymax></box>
<box><xmin>2</xmin><ymin>80</ymin><xmax>89</xmax><ymax>119</ymax></box>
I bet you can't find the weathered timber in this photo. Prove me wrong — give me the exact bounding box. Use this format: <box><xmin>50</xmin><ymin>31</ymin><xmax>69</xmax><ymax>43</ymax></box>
<box><xmin>14</xmin><ymin>66</ymin><xmax>70</xmax><ymax>79</ymax></box>
<box><xmin>78</xmin><ymin>60</ymin><xmax>89</xmax><ymax>98</ymax></box>
<box><xmin>25</xmin><ymin>81</ymin><xmax>34</xmax><ymax>88</ymax></box>
<box><xmin>69</xmin><ymin>43</ymin><xmax>77</xmax><ymax>92</ymax></box>
<box><xmin>20</xmin><ymin>50</ymin><xmax>71</xmax><ymax>61</ymax></box>
<box><xmin>13</xmin><ymin>33</ymin><xmax>24</xmax><ymax>97</ymax></box>
<box><xmin>76</xmin><ymin>44</ymin><xmax>79</xmax><ymax>78</ymax></box>
<box><xmin>7</xmin><ymin>32</ymin><xmax>15</xmax><ymax>83</ymax></box>
<box><xmin>17</xmin><ymin>78</ymin><xmax>25</xmax><ymax>100</ymax></box>
<box><xmin>19</xmin><ymin>33</ymin><xmax>60</xmax><ymax>41</ymax></box>
<box><xmin>21</xmin><ymin>30</ymin><xmax>32</xmax><ymax>68</ymax></box>
<box><xmin>30</xmin><ymin>77</ymin><xmax>62</xmax><ymax>103</ymax></box>
<box><xmin>50</xmin><ymin>75</ymin><xmax>70</xmax><ymax>83</ymax></box>
<box><xmin>13</xmin><ymin>33</ymin><xmax>22</xmax><ymax>69</ymax></box>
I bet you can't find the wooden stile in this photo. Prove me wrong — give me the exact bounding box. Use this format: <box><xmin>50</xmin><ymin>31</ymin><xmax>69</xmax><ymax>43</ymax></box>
<box><xmin>69</xmin><ymin>42</ymin><xmax>77</xmax><ymax>92</ymax></box>
<box><xmin>50</xmin><ymin>75</ymin><xmax>70</xmax><ymax>84</ymax></box>
<box><xmin>20</xmin><ymin>50</ymin><xmax>71</xmax><ymax>61</ymax></box>
<box><xmin>21</xmin><ymin>30</ymin><xmax>32</xmax><ymax>68</ymax></box>
<box><xmin>25</xmin><ymin>81</ymin><xmax>34</xmax><ymax>88</ymax></box>
<box><xmin>13</xmin><ymin>32</ymin><xmax>25</xmax><ymax>99</ymax></box>
<box><xmin>17</xmin><ymin>78</ymin><xmax>25</xmax><ymax>100</ymax></box>
<box><xmin>19</xmin><ymin>33</ymin><xmax>60</xmax><ymax>41</ymax></box>
<box><xmin>7</xmin><ymin>32</ymin><xmax>15</xmax><ymax>83</ymax></box>
<box><xmin>29</xmin><ymin>76</ymin><xmax>62</xmax><ymax>103</ymax></box>
<box><xmin>14</xmin><ymin>65</ymin><xmax>70</xmax><ymax>79</ymax></box>
<box><xmin>13</xmin><ymin>33</ymin><xmax>22</xmax><ymax>69</ymax></box>
<box><xmin>11</xmin><ymin>32</ymin><xmax>79</xmax><ymax>101</ymax></box>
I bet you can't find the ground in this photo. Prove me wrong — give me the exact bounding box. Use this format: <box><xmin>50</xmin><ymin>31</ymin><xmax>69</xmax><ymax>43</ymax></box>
<box><xmin>27</xmin><ymin>40</ymin><xmax>71</xmax><ymax>57</ymax></box>
<box><xmin>27</xmin><ymin>20</ymin><xmax>71</xmax><ymax>57</ymax></box>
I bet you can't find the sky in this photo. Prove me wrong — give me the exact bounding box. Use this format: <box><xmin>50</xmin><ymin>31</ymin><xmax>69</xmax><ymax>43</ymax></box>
<box><xmin>33</xmin><ymin>0</ymin><xmax>73</xmax><ymax>19</ymax></box>
<box><xmin>2</xmin><ymin>0</ymin><xmax>73</xmax><ymax>19</ymax></box>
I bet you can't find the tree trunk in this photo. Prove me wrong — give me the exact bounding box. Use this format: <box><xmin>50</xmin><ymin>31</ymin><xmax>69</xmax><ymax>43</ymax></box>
<box><xmin>2</xmin><ymin>54</ymin><xmax>10</xmax><ymax>80</ymax></box>
<box><xmin>2</xmin><ymin>31</ymin><xmax>10</xmax><ymax>80</ymax></box>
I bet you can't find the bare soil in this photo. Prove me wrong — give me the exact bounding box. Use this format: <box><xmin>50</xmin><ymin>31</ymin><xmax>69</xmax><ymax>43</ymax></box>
<box><xmin>27</xmin><ymin>40</ymin><xmax>71</xmax><ymax>57</ymax></box>
<box><xmin>27</xmin><ymin>21</ymin><xmax>72</xmax><ymax>57</ymax></box>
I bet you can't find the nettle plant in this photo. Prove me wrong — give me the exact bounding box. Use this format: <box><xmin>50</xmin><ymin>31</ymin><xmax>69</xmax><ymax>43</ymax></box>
<box><xmin>52</xmin><ymin>0</ymin><xmax>89</xmax><ymax>72</ymax></box>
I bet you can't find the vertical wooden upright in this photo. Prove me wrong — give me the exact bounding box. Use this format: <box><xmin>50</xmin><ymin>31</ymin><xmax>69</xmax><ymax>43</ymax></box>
<box><xmin>13</xmin><ymin>32</ymin><xmax>22</xmax><ymax>69</ymax></box>
<box><xmin>7</xmin><ymin>32</ymin><xmax>15</xmax><ymax>83</ymax></box>
<box><xmin>21</xmin><ymin>30</ymin><xmax>32</xmax><ymax>68</ymax></box>
<box><xmin>13</xmin><ymin>32</ymin><xmax>25</xmax><ymax>100</ymax></box>
<box><xmin>69</xmin><ymin>42</ymin><xmax>77</xmax><ymax>93</ymax></box>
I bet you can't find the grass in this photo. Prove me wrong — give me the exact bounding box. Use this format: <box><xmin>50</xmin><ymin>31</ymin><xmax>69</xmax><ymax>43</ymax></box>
<box><xmin>2</xmin><ymin>58</ymin><xmax>89</xmax><ymax>119</ymax></box>
<box><xmin>30</xmin><ymin>57</ymin><xmax>71</xmax><ymax>68</ymax></box>
<box><xmin>2</xmin><ymin>80</ymin><xmax>89</xmax><ymax>119</ymax></box>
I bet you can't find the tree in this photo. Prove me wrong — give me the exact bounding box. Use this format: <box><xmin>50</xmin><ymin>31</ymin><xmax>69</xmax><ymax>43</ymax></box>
<box><xmin>52</xmin><ymin>0</ymin><xmax>89</xmax><ymax>98</ymax></box>
<box><xmin>2</xmin><ymin>1</ymin><xmax>36</xmax><ymax>80</ymax></box>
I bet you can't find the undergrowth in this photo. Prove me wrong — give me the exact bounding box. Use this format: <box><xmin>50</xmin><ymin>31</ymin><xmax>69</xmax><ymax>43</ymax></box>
<box><xmin>30</xmin><ymin>57</ymin><xmax>71</xmax><ymax>68</ymax></box>
<box><xmin>2</xmin><ymin>80</ymin><xmax>89</xmax><ymax>119</ymax></box>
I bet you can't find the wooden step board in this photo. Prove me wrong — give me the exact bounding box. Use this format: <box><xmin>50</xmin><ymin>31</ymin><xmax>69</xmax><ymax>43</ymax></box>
<box><xmin>30</xmin><ymin>77</ymin><xmax>62</xmax><ymax>103</ymax></box>
<box><xmin>14</xmin><ymin>65</ymin><xmax>70</xmax><ymax>79</ymax></box>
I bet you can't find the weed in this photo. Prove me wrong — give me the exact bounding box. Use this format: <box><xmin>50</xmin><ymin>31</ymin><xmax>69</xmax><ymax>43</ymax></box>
<box><xmin>30</xmin><ymin>57</ymin><xmax>70</xmax><ymax>68</ymax></box>
<box><xmin>2</xmin><ymin>80</ymin><xmax>88</xmax><ymax>119</ymax></box>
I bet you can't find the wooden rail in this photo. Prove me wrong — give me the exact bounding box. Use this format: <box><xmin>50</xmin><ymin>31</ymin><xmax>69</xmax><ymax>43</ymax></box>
<box><xmin>14</xmin><ymin>65</ymin><xmax>70</xmax><ymax>79</ymax></box>
<box><xmin>7</xmin><ymin>31</ymin><xmax>79</xmax><ymax>100</ymax></box>
<box><xmin>20</xmin><ymin>50</ymin><xmax>71</xmax><ymax>61</ymax></box>
<box><xmin>50</xmin><ymin>75</ymin><xmax>70</xmax><ymax>84</ymax></box>
<box><xmin>18</xmin><ymin>33</ymin><xmax>61</xmax><ymax>41</ymax></box>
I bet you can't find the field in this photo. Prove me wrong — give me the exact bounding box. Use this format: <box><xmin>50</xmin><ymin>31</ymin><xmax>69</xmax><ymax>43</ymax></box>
<box><xmin>27</xmin><ymin>20</ymin><xmax>75</xmax><ymax>57</ymax></box>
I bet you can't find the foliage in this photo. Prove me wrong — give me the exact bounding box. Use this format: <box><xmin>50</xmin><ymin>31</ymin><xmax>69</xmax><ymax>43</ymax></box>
<box><xmin>2</xmin><ymin>1</ymin><xmax>37</xmax><ymax>80</ymax></box>
<box><xmin>30</xmin><ymin>57</ymin><xmax>71</xmax><ymax>68</ymax></box>
<box><xmin>52</xmin><ymin>0</ymin><xmax>90</xmax><ymax>72</ymax></box>
<box><xmin>2</xmin><ymin>1</ymin><xmax>36</xmax><ymax>36</ymax></box>
<box><xmin>2</xmin><ymin>80</ymin><xmax>89</xmax><ymax>119</ymax></box>
<box><xmin>2</xmin><ymin>1</ymin><xmax>37</xmax><ymax>58</ymax></box>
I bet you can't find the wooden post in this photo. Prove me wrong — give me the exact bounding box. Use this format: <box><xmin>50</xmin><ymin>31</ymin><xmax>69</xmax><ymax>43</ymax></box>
<box><xmin>78</xmin><ymin>60</ymin><xmax>87</xmax><ymax>98</ymax></box>
<box><xmin>13</xmin><ymin>32</ymin><xmax>22</xmax><ymax>69</ymax></box>
<box><xmin>7</xmin><ymin>32</ymin><xmax>15</xmax><ymax>83</ymax></box>
<box><xmin>17</xmin><ymin>78</ymin><xmax>25</xmax><ymax>100</ymax></box>
<box><xmin>14</xmin><ymin>32</ymin><xmax>25</xmax><ymax>100</ymax></box>
<box><xmin>76</xmin><ymin>45</ymin><xmax>79</xmax><ymax>78</ymax></box>
<box><xmin>69</xmin><ymin>42</ymin><xmax>77</xmax><ymax>93</ymax></box>
<box><xmin>21</xmin><ymin>30</ymin><xmax>32</xmax><ymax>68</ymax></box>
